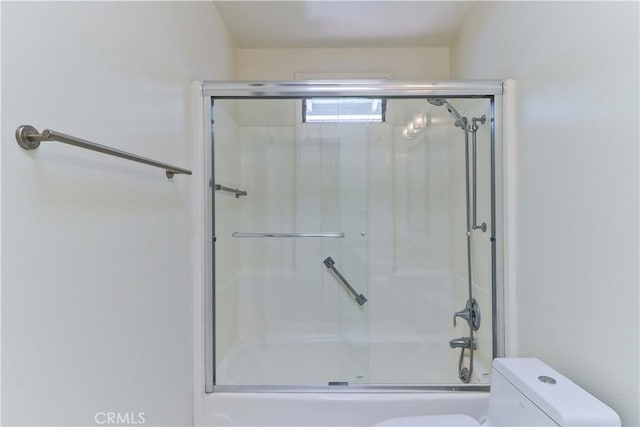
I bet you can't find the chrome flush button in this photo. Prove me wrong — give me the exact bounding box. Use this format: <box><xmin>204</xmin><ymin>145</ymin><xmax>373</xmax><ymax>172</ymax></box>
<box><xmin>538</xmin><ymin>375</ymin><xmax>557</xmax><ymax>385</ymax></box>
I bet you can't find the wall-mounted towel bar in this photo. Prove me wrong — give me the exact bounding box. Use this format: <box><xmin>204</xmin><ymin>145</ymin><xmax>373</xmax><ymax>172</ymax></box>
<box><xmin>215</xmin><ymin>184</ymin><xmax>247</xmax><ymax>198</ymax></box>
<box><xmin>232</xmin><ymin>232</ymin><xmax>345</xmax><ymax>238</ymax></box>
<box><xmin>15</xmin><ymin>125</ymin><xmax>192</xmax><ymax>179</ymax></box>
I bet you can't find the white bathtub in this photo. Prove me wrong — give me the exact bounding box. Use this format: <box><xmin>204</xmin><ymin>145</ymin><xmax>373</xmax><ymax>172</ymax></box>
<box><xmin>201</xmin><ymin>392</ymin><xmax>489</xmax><ymax>426</ymax></box>
<box><xmin>207</xmin><ymin>336</ymin><xmax>490</xmax><ymax>426</ymax></box>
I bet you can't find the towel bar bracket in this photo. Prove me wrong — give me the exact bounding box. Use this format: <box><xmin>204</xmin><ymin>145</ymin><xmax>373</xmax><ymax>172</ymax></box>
<box><xmin>16</xmin><ymin>125</ymin><xmax>42</xmax><ymax>150</ymax></box>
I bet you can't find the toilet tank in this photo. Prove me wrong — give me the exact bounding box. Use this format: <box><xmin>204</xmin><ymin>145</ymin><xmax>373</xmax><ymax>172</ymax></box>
<box><xmin>486</xmin><ymin>358</ymin><xmax>621</xmax><ymax>427</ymax></box>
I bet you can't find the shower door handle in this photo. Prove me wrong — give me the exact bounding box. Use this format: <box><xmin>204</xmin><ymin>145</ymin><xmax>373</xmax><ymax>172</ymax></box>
<box><xmin>323</xmin><ymin>257</ymin><xmax>367</xmax><ymax>306</ymax></box>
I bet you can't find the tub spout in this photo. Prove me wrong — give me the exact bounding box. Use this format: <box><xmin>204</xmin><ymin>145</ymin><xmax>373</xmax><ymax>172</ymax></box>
<box><xmin>449</xmin><ymin>337</ymin><xmax>476</xmax><ymax>350</ymax></box>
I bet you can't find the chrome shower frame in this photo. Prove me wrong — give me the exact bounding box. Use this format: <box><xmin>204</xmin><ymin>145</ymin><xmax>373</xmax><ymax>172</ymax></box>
<box><xmin>201</xmin><ymin>80</ymin><xmax>505</xmax><ymax>393</ymax></box>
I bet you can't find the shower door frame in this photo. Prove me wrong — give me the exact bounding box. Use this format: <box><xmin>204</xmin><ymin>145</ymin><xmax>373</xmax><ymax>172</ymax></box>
<box><xmin>201</xmin><ymin>80</ymin><xmax>505</xmax><ymax>393</ymax></box>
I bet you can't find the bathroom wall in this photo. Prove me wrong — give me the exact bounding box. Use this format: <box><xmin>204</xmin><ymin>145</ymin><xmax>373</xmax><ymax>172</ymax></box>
<box><xmin>237</xmin><ymin>47</ymin><xmax>449</xmax><ymax>80</ymax></box>
<box><xmin>1</xmin><ymin>2</ymin><xmax>235</xmax><ymax>425</ymax></box>
<box><xmin>451</xmin><ymin>2</ymin><xmax>639</xmax><ymax>425</ymax></box>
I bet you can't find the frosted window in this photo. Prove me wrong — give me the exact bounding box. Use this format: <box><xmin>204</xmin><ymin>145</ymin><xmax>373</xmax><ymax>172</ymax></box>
<box><xmin>303</xmin><ymin>98</ymin><xmax>385</xmax><ymax>123</ymax></box>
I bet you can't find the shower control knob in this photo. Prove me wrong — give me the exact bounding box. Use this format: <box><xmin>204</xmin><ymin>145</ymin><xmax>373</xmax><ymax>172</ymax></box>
<box><xmin>453</xmin><ymin>298</ymin><xmax>481</xmax><ymax>330</ymax></box>
<box><xmin>453</xmin><ymin>309</ymin><xmax>471</xmax><ymax>327</ymax></box>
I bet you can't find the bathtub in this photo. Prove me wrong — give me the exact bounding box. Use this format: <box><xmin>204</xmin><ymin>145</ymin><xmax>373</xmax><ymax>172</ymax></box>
<box><xmin>206</xmin><ymin>336</ymin><xmax>490</xmax><ymax>426</ymax></box>
<box><xmin>202</xmin><ymin>392</ymin><xmax>490</xmax><ymax>426</ymax></box>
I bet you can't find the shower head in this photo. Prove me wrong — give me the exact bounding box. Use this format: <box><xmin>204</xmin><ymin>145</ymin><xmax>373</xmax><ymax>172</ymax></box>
<box><xmin>427</xmin><ymin>98</ymin><xmax>465</xmax><ymax>127</ymax></box>
<box><xmin>427</xmin><ymin>98</ymin><xmax>446</xmax><ymax>107</ymax></box>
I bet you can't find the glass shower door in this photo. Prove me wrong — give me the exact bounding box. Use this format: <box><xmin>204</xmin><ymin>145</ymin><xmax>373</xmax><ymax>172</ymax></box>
<box><xmin>296</xmin><ymin>120</ymin><xmax>371</xmax><ymax>386</ymax></box>
<box><xmin>210</xmin><ymin>92</ymin><xmax>496</xmax><ymax>389</ymax></box>
<box><xmin>213</xmin><ymin>99</ymin><xmax>370</xmax><ymax>386</ymax></box>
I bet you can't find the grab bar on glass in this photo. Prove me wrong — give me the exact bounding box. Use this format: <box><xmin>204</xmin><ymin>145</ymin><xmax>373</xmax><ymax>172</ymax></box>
<box><xmin>323</xmin><ymin>256</ymin><xmax>367</xmax><ymax>306</ymax></box>
<box><xmin>232</xmin><ymin>232</ymin><xmax>344</xmax><ymax>238</ymax></box>
<box><xmin>15</xmin><ymin>125</ymin><xmax>192</xmax><ymax>179</ymax></box>
<box><xmin>215</xmin><ymin>184</ymin><xmax>247</xmax><ymax>198</ymax></box>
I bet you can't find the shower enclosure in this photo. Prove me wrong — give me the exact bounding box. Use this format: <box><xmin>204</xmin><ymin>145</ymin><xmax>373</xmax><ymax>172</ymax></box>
<box><xmin>204</xmin><ymin>81</ymin><xmax>503</xmax><ymax>391</ymax></box>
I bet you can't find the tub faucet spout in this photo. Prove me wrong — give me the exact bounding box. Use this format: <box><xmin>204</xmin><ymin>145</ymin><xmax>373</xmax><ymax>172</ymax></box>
<box><xmin>449</xmin><ymin>337</ymin><xmax>476</xmax><ymax>349</ymax></box>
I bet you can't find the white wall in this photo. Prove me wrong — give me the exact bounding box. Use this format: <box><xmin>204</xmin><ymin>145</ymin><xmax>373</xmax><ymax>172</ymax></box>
<box><xmin>1</xmin><ymin>2</ymin><xmax>235</xmax><ymax>425</ymax></box>
<box><xmin>237</xmin><ymin>47</ymin><xmax>449</xmax><ymax>80</ymax></box>
<box><xmin>451</xmin><ymin>2</ymin><xmax>639</xmax><ymax>425</ymax></box>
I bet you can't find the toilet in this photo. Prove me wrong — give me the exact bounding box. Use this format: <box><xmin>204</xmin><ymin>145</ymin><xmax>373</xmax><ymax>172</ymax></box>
<box><xmin>375</xmin><ymin>358</ymin><xmax>621</xmax><ymax>427</ymax></box>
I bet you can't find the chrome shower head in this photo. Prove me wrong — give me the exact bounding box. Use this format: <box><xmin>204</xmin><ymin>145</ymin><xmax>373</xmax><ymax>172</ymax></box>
<box><xmin>427</xmin><ymin>98</ymin><xmax>446</xmax><ymax>107</ymax></box>
<box><xmin>427</xmin><ymin>98</ymin><xmax>465</xmax><ymax>127</ymax></box>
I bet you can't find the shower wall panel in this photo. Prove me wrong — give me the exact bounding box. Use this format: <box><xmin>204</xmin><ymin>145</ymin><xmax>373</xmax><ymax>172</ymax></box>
<box><xmin>238</xmin><ymin>125</ymin><xmax>296</xmax><ymax>339</ymax></box>
<box><xmin>468</xmin><ymin>100</ymin><xmax>494</xmax><ymax>378</ymax></box>
<box><xmin>367</xmin><ymin>102</ymin><xmax>462</xmax><ymax>383</ymax></box>
<box><xmin>446</xmin><ymin>98</ymin><xmax>493</xmax><ymax>380</ymax></box>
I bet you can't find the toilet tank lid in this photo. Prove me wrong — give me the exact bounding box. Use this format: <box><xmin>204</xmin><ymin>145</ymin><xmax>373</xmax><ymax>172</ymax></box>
<box><xmin>493</xmin><ymin>358</ymin><xmax>621</xmax><ymax>427</ymax></box>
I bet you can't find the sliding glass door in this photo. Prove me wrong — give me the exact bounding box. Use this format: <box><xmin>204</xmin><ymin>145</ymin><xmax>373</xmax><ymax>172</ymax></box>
<box><xmin>213</xmin><ymin>99</ymin><xmax>370</xmax><ymax>386</ymax></box>
<box><xmin>207</xmin><ymin>84</ymin><xmax>501</xmax><ymax>390</ymax></box>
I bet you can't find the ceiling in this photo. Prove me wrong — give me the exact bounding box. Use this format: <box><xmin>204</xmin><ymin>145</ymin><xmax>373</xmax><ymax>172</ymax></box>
<box><xmin>213</xmin><ymin>1</ymin><xmax>476</xmax><ymax>49</ymax></box>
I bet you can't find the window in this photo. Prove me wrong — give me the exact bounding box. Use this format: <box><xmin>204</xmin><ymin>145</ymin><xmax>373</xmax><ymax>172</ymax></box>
<box><xmin>303</xmin><ymin>98</ymin><xmax>386</xmax><ymax>123</ymax></box>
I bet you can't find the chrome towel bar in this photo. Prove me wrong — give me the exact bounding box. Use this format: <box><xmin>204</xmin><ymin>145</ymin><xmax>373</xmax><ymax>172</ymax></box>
<box><xmin>215</xmin><ymin>184</ymin><xmax>247</xmax><ymax>198</ymax></box>
<box><xmin>232</xmin><ymin>232</ymin><xmax>345</xmax><ymax>238</ymax></box>
<box><xmin>15</xmin><ymin>125</ymin><xmax>192</xmax><ymax>179</ymax></box>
